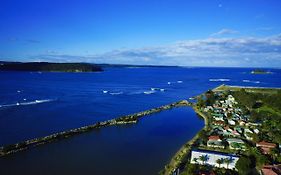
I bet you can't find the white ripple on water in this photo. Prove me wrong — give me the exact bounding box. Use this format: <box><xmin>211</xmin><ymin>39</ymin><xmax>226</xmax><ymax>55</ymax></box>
<box><xmin>209</xmin><ymin>78</ymin><xmax>230</xmax><ymax>82</ymax></box>
<box><xmin>167</xmin><ymin>80</ymin><xmax>183</xmax><ymax>85</ymax></box>
<box><xmin>143</xmin><ymin>90</ymin><xmax>156</xmax><ymax>95</ymax></box>
<box><xmin>102</xmin><ymin>87</ymin><xmax>166</xmax><ymax>96</ymax></box>
<box><xmin>109</xmin><ymin>92</ymin><xmax>123</xmax><ymax>95</ymax></box>
<box><xmin>150</xmin><ymin>88</ymin><xmax>165</xmax><ymax>91</ymax></box>
<box><xmin>102</xmin><ymin>90</ymin><xmax>123</xmax><ymax>95</ymax></box>
<box><xmin>0</xmin><ymin>99</ymin><xmax>55</xmax><ymax>108</ymax></box>
<box><xmin>242</xmin><ymin>80</ymin><xmax>260</xmax><ymax>84</ymax></box>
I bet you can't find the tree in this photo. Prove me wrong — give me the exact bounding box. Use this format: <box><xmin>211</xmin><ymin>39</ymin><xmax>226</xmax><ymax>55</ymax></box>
<box><xmin>249</xmin><ymin>147</ymin><xmax>269</xmax><ymax>168</ymax></box>
<box><xmin>216</xmin><ymin>158</ymin><xmax>224</xmax><ymax>168</ymax></box>
<box><xmin>199</xmin><ymin>154</ymin><xmax>209</xmax><ymax>165</ymax></box>
<box><xmin>205</xmin><ymin>90</ymin><xmax>216</xmax><ymax>106</ymax></box>
<box><xmin>270</xmin><ymin>147</ymin><xmax>280</xmax><ymax>162</ymax></box>
<box><xmin>197</xmin><ymin>95</ymin><xmax>205</xmax><ymax>108</ymax></box>
<box><xmin>193</xmin><ymin>158</ymin><xmax>198</xmax><ymax>164</ymax></box>
<box><xmin>224</xmin><ymin>157</ymin><xmax>234</xmax><ymax>169</ymax></box>
<box><xmin>184</xmin><ymin>163</ymin><xmax>198</xmax><ymax>175</ymax></box>
<box><xmin>197</xmin><ymin>130</ymin><xmax>208</xmax><ymax>144</ymax></box>
<box><xmin>235</xmin><ymin>156</ymin><xmax>252</xmax><ymax>175</ymax></box>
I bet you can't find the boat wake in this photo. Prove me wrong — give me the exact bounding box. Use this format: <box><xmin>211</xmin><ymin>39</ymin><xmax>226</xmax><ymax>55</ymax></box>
<box><xmin>242</xmin><ymin>80</ymin><xmax>260</xmax><ymax>84</ymax></box>
<box><xmin>144</xmin><ymin>90</ymin><xmax>155</xmax><ymax>95</ymax></box>
<box><xmin>151</xmin><ymin>88</ymin><xmax>165</xmax><ymax>92</ymax></box>
<box><xmin>0</xmin><ymin>99</ymin><xmax>55</xmax><ymax>108</ymax></box>
<box><xmin>144</xmin><ymin>87</ymin><xmax>166</xmax><ymax>94</ymax></box>
<box><xmin>103</xmin><ymin>87</ymin><xmax>165</xmax><ymax>96</ymax></box>
<box><xmin>109</xmin><ymin>92</ymin><xmax>123</xmax><ymax>95</ymax></box>
<box><xmin>102</xmin><ymin>90</ymin><xmax>123</xmax><ymax>95</ymax></box>
<box><xmin>209</xmin><ymin>79</ymin><xmax>230</xmax><ymax>82</ymax></box>
<box><xmin>167</xmin><ymin>80</ymin><xmax>184</xmax><ymax>85</ymax></box>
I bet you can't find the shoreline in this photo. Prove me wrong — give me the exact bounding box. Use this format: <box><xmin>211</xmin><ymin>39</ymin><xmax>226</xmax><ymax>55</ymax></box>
<box><xmin>162</xmin><ymin>106</ymin><xmax>209</xmax><ymax>175</ymax></box>
<box><xmin>2</xmin><ymin>84</ymin><xmax>278</xmax><ymax>173</ymax></box>
<box><xmin>213</xmin><ymin>84</ymin><xmax>281</xmax><ymax>91</ymax></box>
<box><xmin>162</xmin><ymin>84</ymin><xmax>281</xmax><ymax>175</ymax></box>
<box><xmin>0</xmin><ymin>100</ymin><xmax>191</xmax><ymax>157</ymax></box>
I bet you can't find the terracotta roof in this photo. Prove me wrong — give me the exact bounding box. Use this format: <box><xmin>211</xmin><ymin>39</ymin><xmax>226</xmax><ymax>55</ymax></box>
<box><xmin>208</xmin><ymin>136</ymin><xmax>221</xmax><ymax>141</ymax></box>
<box><xmin>262</xmin><ymin>168</ymin><xmax>278</xmax><ymax>175</ymax></box>
<box><xmin>224</xmin><ymin>126</ymin><xmax>230</xmax><ymax>130</ymax></box>
<box><xmin>213</xmin><ymin>121</ymin><xmax>224</xmax><ymax>125</ymax></box>
<box><xmin>262</xmin><ymin>164</ymin><xmax>281</xmax><ymax>175</ymax></box>
<box><xmin>257</xmin><ymin>141</ymin><xmax>277</xmax><ymax>148</ymax></box>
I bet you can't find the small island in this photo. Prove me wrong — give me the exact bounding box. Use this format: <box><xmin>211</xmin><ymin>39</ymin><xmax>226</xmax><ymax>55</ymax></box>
<box><xmin>0</xmin><ymin>61</ymin><xmax>103</xmax><ymax>72</ymax></box>
<box><xmin>251</xmin><ymin>69</ymin><xmax>271</xmax><ymax>74</ymax></box>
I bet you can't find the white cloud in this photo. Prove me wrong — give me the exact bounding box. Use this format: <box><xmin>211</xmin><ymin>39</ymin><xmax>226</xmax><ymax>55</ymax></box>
<box><xmin>211</xmin><ymin>29</ymin><xmax>239</xmax><ymax>36</ymax></box>
<box><xmin>33</xmin><ymin>34</ymin><xmax>281</xmax><ymax>68</ymax></box>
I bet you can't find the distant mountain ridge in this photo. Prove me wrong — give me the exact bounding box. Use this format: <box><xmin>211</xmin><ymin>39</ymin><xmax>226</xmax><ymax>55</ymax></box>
<box><xmin>0</xmin><ymin>61</ymin><xmax>103</xmax><ymax>72</ymax></box>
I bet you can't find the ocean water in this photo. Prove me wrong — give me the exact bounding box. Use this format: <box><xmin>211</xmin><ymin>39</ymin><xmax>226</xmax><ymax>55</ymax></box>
<box><xmin>0</xmin><ymin>67</ymin><xmax>280</xmax><ymax>175</ymax></box>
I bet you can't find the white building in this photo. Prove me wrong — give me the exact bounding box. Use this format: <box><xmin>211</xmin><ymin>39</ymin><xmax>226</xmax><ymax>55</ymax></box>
<box><xmin>190</xmin><ymin>150</ymin><xmax>239</xmax><ymax>170</ymax></box>
<box><xmin>228</xmin><ymin>119</ymin><xmax>236</xmax><ymax>125</ymax></box>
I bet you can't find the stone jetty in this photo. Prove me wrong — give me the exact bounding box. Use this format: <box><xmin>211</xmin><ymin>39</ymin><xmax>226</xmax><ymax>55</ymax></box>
<box><xmin>0</xmin><ymin>100</ymin><xmax>192</xmax><ymax>157</ymax></box>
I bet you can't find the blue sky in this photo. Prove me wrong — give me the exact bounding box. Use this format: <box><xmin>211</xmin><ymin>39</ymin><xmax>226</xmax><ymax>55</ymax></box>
<box><xmin>1</xmin><ymin>0</ymin><xmax>281</xmax><ymax>67</ymax></box>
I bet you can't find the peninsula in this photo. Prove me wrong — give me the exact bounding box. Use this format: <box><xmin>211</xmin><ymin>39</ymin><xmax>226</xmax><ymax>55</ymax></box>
<box><xmin>0</xmin><ymin>61</ymin><xmax>103</xmax><ymax>72</ymax></box>
<box><xmin>162</xmin><ymin>84</ymin><xmax>281</xmax><ymax>175</ymax></box>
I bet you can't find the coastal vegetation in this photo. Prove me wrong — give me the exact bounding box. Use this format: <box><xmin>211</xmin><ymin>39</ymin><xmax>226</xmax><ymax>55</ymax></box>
<box><xmin>221</xmin><ymin>86</ymin><xmax>281</xmax><ymax>144</ymax></box>
<box><xmin>0</xmin><ymin>61</ymin><xmax>103</xmax><ymax>72</ymax></box>
<box><xmin>235</xmin><ymin>156</ymin><xmax>254</xmax><ymax>175</ymax></box>
<box><xmin>163</xmin><ymin>85</ymin><xmax>281</xmax><ymax>175</ymax></box>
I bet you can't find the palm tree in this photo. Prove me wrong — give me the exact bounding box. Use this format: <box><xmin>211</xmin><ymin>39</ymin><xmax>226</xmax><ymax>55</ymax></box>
<box><xmin>224</xmin><ymin>157</ymin><xmax>234</xmax><ymax>169</ymax></box>
<box><xmin>216</xmin><ymin>158</ymin><xmax>224</xmax><ymax>168</ymax></box>
<box><xmin>193</xmin><ymin>157</ymin><xmax>198</xmax><ymax>164</ymax></box>
<box><xmin>199</xmin><ymin>154</ymin><xmax>209</xmax><ymax>165</ymax></box>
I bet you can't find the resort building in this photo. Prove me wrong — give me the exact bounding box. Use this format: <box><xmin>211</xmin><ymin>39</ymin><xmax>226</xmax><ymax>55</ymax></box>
<box><xmin>261</xmin><ymin>164</ymin><xmax>281</xmax><ymax>175</ymax></box>
<box><xmin>207</xmin><ymin>136</ymin><xmax>225</xmax><ymax>148</ymax></box>
<box><xmin>257</xmin><ymin>141</ymin><xmax>277</xmax><ymax>154</ymax></box>
<box><xmin>228</xmin><ymin>119</ymin><xmax>236</xmax><ymax>126</ymax></box>
<box><xmin>245</xmin><ymin>128</ymin><xmax>254</xmax><ymax>140</ymax></box>
<box><xmin>213</xmin><ymin>121</ymin><xmax>224</xmax><ymax>126</ymax></box>
<box><xmin>212</xmin><ymin>114</ymin><xmax>224</xmax><ymax>121</ymax></box>
<box><xmin>190</xmin><ymin>150</ymin><xmax>239</xmax><ymax>170</ymax></box>
<box><xmin>227</xmin><ymin>138</ymin><xmax>246</xmax><ymax>150</ymax></box>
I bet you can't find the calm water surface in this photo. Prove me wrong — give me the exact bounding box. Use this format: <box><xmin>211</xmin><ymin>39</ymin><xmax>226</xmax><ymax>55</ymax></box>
<box><xmin>0</xmin><ymin>67</ymin><xmax>280</xmax><ymax>175</ymax></box>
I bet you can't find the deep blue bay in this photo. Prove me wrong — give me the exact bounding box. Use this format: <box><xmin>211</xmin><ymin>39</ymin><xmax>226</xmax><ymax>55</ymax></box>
<box><xmin>0</xmin><ymin>67</ymin><xmax>281</xmax><ymax>175</ymax></box>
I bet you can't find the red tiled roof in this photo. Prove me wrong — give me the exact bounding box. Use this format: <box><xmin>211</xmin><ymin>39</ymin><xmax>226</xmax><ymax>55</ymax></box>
<box><xmin>262</xmin><ymin>164</ymin><xmax>281</xmax><ymax>175</ymax></box>
<box><xmin>262</xmin><ymin>168</ymin><xmax>278</xmax><ymax>175</ymax></box>
<box><xmin>257</xmin><ymin>141</ymin><xmax>277</xmax><ymax>148</ymax></box>
<box><xmin>213</xmin><ymin>121</ymin><xmax>224</xmax><ymax>125</ymax></box>
<box><xmin>208</xmin><ymin>136</ymin><xmax>220</xmax><ymax>141</ymax></box>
